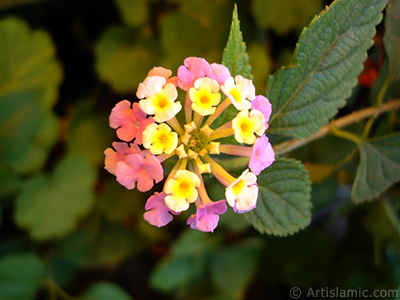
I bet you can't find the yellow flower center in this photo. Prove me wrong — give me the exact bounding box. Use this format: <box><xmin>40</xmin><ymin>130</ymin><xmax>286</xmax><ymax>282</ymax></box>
<box><xmin>232</xmin><ymin>179</ymin><xmax>245</xmax><ymax>195</ymax></box>
<box><xmin>155</xmin><ymin>93</ymin><xmax>169</xmax><ymax>109</ymax></box>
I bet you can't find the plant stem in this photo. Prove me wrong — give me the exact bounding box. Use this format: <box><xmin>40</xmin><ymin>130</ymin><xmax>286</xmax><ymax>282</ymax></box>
<box><xmin>274</xmin><ymin>99</ymin><xmax>400</xmax><ymax>155</ymax></box>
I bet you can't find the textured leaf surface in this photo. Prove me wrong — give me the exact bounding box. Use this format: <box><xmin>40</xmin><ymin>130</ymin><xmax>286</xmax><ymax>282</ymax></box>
<box><xmin>383</xmin><ymin>0</ymin><xmax>400</xmax><ymax>80</ymax></box>
<box><xmin>221</xmin><ymin>4</ymin><xmax>252</xmax><ymax>79</ymax></box>
<box><xmin>351</xmin><ymin>133</ymin><xmax>400</xmax><ymax>203</ymax></box>
<box><xmin>245</xmin><ymin>158</ymin><xmax>312</xmax><ymax>236</ymax></box>
<box><xmin>216</xmin><ymin>5</ymin><xmax>253</xmax><ymax>129</ymax></box>
<box><xmin>267</xmin><ymin>0</ymin><xmax>388</xmax><ymax>139</ymax></box>
<box><xmin>0</xmin><ymin>253</ymin><xmax>45</xmax><ymax>300</ymax></box>
<box><xmin>15</xmin><ymin>156</ymin><xmax>96</xmax><ymax>240</ymax></box>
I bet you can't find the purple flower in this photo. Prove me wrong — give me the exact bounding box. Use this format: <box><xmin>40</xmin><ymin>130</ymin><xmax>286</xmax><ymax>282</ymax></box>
<box><xmin>251</xmin><ymin>95</ymin><xmax>272</xmax><ymax>129</ymax></box>
<box><xmin>249</xmin><ymin>135</ymin><xmax>275</xmax><ymax>175</ymax></box>
<box><xmin>187</xmin><ymin>200</ymin><xmax>227</xmax><ymax>232</ymax></box>
<box><xmin>144</xmin><ymin>192</ymin><xmax>179</xmax><ymax>227</ymax></box>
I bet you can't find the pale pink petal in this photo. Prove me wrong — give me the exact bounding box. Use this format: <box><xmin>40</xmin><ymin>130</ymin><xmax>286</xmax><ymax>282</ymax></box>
<box><xmin>104</xmin><ymin>142</ymin><xmax>141</xmax><ymax>175</ymax></box>
<box><xmin>137</xmin><ymin>76</ymin><xmax>166</xmax><ymax>99</ymax></box>
<box><xmin>249</xmin><ymin>135</ymin><xmax>275</xmax><ymax>175</ymax></box>
<box><xmin>209</xmin><ymin>63</ymin><xmax>231</xmax><ymax>86</ymax></box>
<box><xmin>187</xmin><ymin>200</ymin><xmax>227</xmax><ymax>232</ymax></box>
<box><xmin>144</xmin><ymin>192</ymin><xmax>179</xmax><ymax>227</ymax></box>
<box><xmin>251</xmin><ymin>95</ymin><xmax>272</xmax><ymax>129</ymax></box>
<box><xmin>118</xmin><ymin>153</ymin><xmax>163</xmax><ymax>192</ymax></box>
<box><xmin>109</xmin><ymin>100</ymin><xmax>154</xmax><ymax>144</ymax></box>
<box><xmin>177</xmin><ymin>57</ymin><xmax>212</xmax><ymax>91</ymax></box>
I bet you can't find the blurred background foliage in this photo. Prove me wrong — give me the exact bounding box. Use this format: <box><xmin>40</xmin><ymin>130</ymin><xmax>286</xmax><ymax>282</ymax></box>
<box><xmin>0</xmin><ymin>0</ymin><xmax>399</xmax><ymax>299</ymax></box>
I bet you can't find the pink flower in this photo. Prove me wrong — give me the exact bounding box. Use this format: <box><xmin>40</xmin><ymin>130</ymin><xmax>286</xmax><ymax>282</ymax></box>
<box><xmin>251</xmin><ymin>95</ymin><xmax>272</xmax><ymax>129</ymax></box>
<box><xmin>249</xmin><ymin>135</ymin><xmax>275</xmax><ymax>175</ymax></box>
<box><xmin>104</xmin><ymin>142</ymin><xmax>141</xmax><ymax>175</ymax></box>
<box><xmin>115</xmin><ymin>152</ymin><xmax>163</xmax><ymax>192</ymax></box>
<box><xmin>177</xmin><ymin>57</ymin><xmax>212</xmax><ymax>91</ymax></box>
<box><xmin>187</xmin><ymin>200</ymin><xmax>227</xmax><ymax>232</ymax></box>
<box><xmin>209</xmin><ymin>63</ymin><xmax>231</xmax><ymax>86</ymax></box>
<box><xmin>109</xmin><ymin>100</ymin><xmax>154</xmax><ymax>144</ymax></box>
<box><xmin>144</xmin><ymin>192</ymin><xmax>179</xmax><ymax>227</ymax></box>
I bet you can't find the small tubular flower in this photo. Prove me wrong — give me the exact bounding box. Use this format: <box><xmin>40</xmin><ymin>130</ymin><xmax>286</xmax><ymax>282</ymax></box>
<box><xmin>232</xmin><ymin>109</ymin><xmax>266</xmax><ymax>144</ymax></box>
<box><xmin>109</xmin><ymin>101</ymin><xmax>154</xmax><ymax>144</ymax></box>
<box><xmin>164</xmin><ymin>170</ymin><xmax>201</xmax><ymax>212</ymax></box>
<box><xmin>222</xmin><ymin>75</ymin><xmax>256</xmax><ymax>110</ymax></box>
<box><xmin>187</xmin><ymin>200</ymin><xmax>227</xmax><ymax>232</ymax></box>
<box><xmin>189</xmin><ymin>77</ymin><xmax>221</xmax><ymax>116</ymax></box>
<box><xmin>225</xmin><ymin>169</ymin><xmax>258</xmax><ymax>213</ymax></box>
<box><xmin>251</xmin><ymin>95</ymin><xmax>272</xmax><ymax>129</ymax></box>
<box><xmin>115</xmin><ymin>152</ymin><xmax>163</xmax><ymax>192</ymax></box>
<box><xmin>142</xmin><ymin>123</ymin><xmax>178</xmax><ymax>155</ymax></box>
<box><xmin>249</xmin><ymin>135</ymin><xmax>275</xmax><ymax>175</ymax></box>
<box><xmin>144</xmin><ymin>192</ymin><xmax>179</xmax><ymax>227</ymax></box>
<box><xmin>105</xmin><ymin>56</ymin><xmax>275</xmax><ymax>232</ymax></box>
<box><xmin>137</xmin><ymin>76</ymin><xmax>181</xmax><ymax>122</ymax></box>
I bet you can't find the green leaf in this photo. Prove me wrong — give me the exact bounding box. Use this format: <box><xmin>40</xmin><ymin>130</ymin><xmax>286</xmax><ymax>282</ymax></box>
<box><xmin>67</xmin><ymin>101</ymin><xmax>114</xmax><ymax>166</ymax></box>
<box><xmin>252</xmin><ymin>0</ymin><xmax>322</xmax><ymax>35</ymax></box>
<box><xmin>267</xmin><ymin>0</ymin><xmax>388</xmax><ymax>139</ymax></box>
<box><xmin>351</xmin><ymin>133</ymin><xmax>400</xmax><ymax>203</ymax></box>
<box><xmin>221</xmin><ymin>4</ymin><xmax>252</xmax><ymax>79</ymax></box>
<box><xmin>150</xmin><ymin>230</ymin><xmax>217</xmax><ymax>292</ymax></box>
<box><xmin>0</xmin><ymin>17</ymin><xmax>62</xmax><ymax>108</ymax></box>
<box><xmin>245</xmin><ymin>157</ymin><xmax>312</xmax><ymax>236</ymax></box>
<box><xmin>216</xmin><ymin>4</ymin><xmax>253</xmax><ymax>129</ymax></box>
<box><xmin>383</xmin><ymin>0</ymin><xmax>400</xmax><ymax>80</ymax></box>
<box><xmin>0</xmin><ymin>253</ymin><xmax>45</xmax><ymax>300</ymax></box>
<box><xmin>160</xmin><ymin>0</ymin><xmax>231</xmax><ymax>70</ymax></box>
<box><xmin>210</xmin><ymin>239</ymin><xmax>261</xmax><ymax>297</ymax></box>
<box><xmin>0</xmin><ymin>167</ymin><xmax>22</xmax><ymax>199</ymax></box>
<box><xmin>160</xmin><ymin>13</ymin><xmax>210</xmax><ymax>70</ymax></box>
<box><xmin>15</xmin><ymin>156</ymin><xmax>96</xmax><ymax>240</ymax></box>
<box><xmin>81</xmin><ymin>282</ymin><xmax>132</xmax><ymax>300</ymax></box>
<box><xmin>0</xmin><ymin>90</ymin><xmax>46</xmax><ymax>168</ymax></box>
<box><xmin>95</xmin><ymin>26</ymin><xmax>158</xmax><ymax>93</ymax></box>
<box><xmin>0</xmin><ymin>17</ymin><xmax>61</xmax><ymax>173</ymax></box>
<box><xmin>10</xmin><ymin>110</ymin><xmax>59</xmax><ymax>174</ymax></box>
<box><xmin>151</xmin><ymin>254</ymin><xmax>205</xmax><ymax>293</ymax></box>
<box><xmin>115</xmin><ymin>0</ymin><xmax>149</xmax><ymax>27</ymax></box>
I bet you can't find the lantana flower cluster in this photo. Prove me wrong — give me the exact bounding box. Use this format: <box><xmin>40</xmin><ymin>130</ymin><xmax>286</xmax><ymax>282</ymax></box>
<box><xmin>105</xmin><ymin>57</ymin><xmax>275</xmax><ymax>232</ymax></box>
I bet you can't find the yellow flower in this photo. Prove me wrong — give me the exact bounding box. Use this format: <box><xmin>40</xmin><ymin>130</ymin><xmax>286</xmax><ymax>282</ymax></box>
<box><xmin>221</xmin><ymin>75</ymin><xmax>255</xmax><ymax>110</ymax></box>
<box><xmin>225</xmin><ymin>169</ymin><xmax>258</xmax><ymax>213</ymax></box>
<box><xmin>142</xmin><ymin>123</ymin><xmax>178</xmax><ymax>155</ymax></box>
<box><xmin>189</xmin><ymin>78</ymin><xmax>221</xmax><ymax>116</ymax></box>
<box><xmin>137</xmin><ymin>76</ymin><xmax>181</xmax><ymax>122</ymax></box>
<box><xmin>164</xmin><ymin>170</ymin><xmax>201</xmax><ymax>212</ymax></box>
<box><xmin>232</xmin><ymin>109</ymin><xmax>265</xmax><ymax>144</ymax></box>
